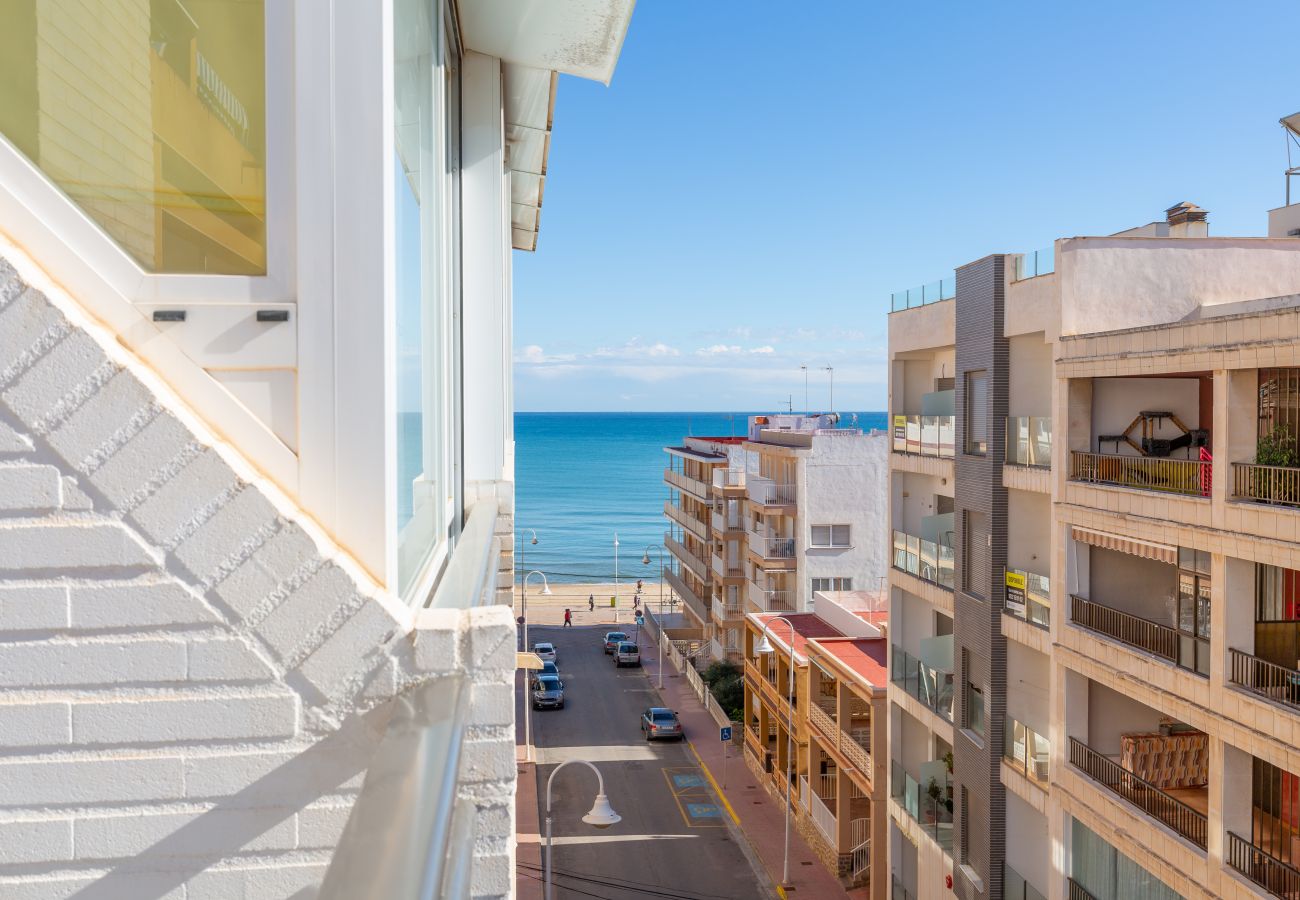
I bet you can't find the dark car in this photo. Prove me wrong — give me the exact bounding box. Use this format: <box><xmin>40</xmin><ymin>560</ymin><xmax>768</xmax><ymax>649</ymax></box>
<box><xmin>603</xmin><ymin>631</ymin><xmax>629</xmax><ymax>654</ymax></box>
<box><xmin>641</xmin><ymin>707</ymin><xmax>683</xmax><ymax>741</ymax></box>
<box><xmin>529</xmin><ymin>661</ymin><xmax>559</xmax><ymax>688</ymax></box>
<box><xmin>532</xmin><ymin>675</ymin><xmax>565</xmax><ymax>710</ymax></box>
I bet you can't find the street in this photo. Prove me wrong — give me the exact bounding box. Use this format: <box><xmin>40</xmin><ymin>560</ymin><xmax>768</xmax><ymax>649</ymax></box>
<box><xmin>522</xmin><ymin>623</ymin><xmax>771</xmax><ymax>900</ymax></box>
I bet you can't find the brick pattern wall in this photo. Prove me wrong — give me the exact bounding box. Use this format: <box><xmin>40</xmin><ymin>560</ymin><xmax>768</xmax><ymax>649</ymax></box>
<box><xmin>953</xmin><ymin>255</ymin><xmax>1009</xmax><ymax>900</ymax></box>
<box><xmin>0</xmin><ymin>257</ymin><xmax>515</xmax><ymax>899</ymax></box>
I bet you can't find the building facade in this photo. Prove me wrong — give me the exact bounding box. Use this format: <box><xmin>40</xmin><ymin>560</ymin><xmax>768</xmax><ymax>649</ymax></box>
<box><xmin>741</xmin><ymin>594</ymin><xmax>890</xmax><ymax>896</ymax></box>
<box><xmin>0</xmin><ymin>2</ymin><xmax>633</xmax><ymax>897</ymax></box>
<box><xmin>888</xmin><ymin>182</ymin><xmax>1300</xmax><ymax>900</ymax></box>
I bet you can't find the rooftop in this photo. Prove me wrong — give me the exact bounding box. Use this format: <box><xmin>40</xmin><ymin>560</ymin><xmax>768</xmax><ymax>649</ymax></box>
<box><xmin>809</xmin><ymin>637</ymin><xmax>889</xmax><ymax>691</ymax></box>
<box><xmin>748</xmin><ymin>612</ymin><xmax>844</xmax><ymax>662</ymax></box>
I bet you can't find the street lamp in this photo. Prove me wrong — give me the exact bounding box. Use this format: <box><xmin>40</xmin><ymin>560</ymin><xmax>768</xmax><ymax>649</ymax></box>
<box><xmin>756</xmin><ymin>615</ymin><xmax>797</xmax><ymax>890</ymax></box>
<box><xmin>522</xmin><ymin>570</ymin><xmax>551</xmax><ymax>764</ymax></box>
<box><xmin>823</xmin><ymin>365</ymin><xmax>834</xmax><ymax>415</ymax></box>
<box><xmin>642</xmin><ymin>544</ymin><xmax>667</xmax><ymax>688</ymax></box>
<box><xmin>800</xmin><ymin>364</ymin><xmax>809</xmax><ymax>415</ymax></box>
<box><xmin>613</xmin><ymin>533</ymin><xmax>620</xmax><ymax>611</ymax></box>
<box><xmin>544</xmin><ymin>760</ymin><xmax>621</xmax><ymax>900</ymax></box>
<box><xmin>517</xmin><ymin>529</ymin><xmax>539</xmax><ymax>612</ymax></box>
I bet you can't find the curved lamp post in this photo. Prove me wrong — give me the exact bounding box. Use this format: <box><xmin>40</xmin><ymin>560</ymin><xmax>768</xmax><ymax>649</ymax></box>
<box><xmin>517</xmin><ymin>529</ymin><xmax>538</xmax><ymax>611</ymax></box>
<box><xmin>756</xmin><ymin>615</ymin><xmax>797</xmax><ymax>890</ymax></box>
<box><xmin>544</xmin><ymin>760</ymin><xmax>621</xmax><ymax>900</ymax></box>
<box><xmin>641</xmin><ymin>544</ymin><xmax>665</xmax><ymax>613</ymax></box>
<box><xmin>521</xmin><ymin>570</ymin><xmax>551</xmax><ymax>764</ymax></box>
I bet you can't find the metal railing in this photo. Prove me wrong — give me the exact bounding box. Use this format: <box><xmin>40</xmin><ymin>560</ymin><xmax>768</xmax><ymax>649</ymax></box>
<box><xmin>891</xmin><ymin>644</ymin><xmax>954</xmax><ymax>722</ymax></box>
<box><xmin>665</xmin><ymin>533</ymin><xmax>709</xmax><ymax>581</ymax></box>
<box><xmin>1070</xmin><ymin>595</ymin><xmax>1178</xmax><ymax>664</ymax></box>
<box><xmin>890</xmin><ymin>759</ymin><xmax>953</xmax><ymax>850</ymax></box>
<box><xmin>748</xmin><ymin>478</ymin><xmax>797</xmax><ymax>506</ymax></box>
<box><xmin>1066</xmin><ymin>878</ymin><xmax>1098</xmax><ymax>900</ymax></box>
<box><xmin>664</xmin><ymin>501</ymin><xmax>709</xmax><ymax>541</ymax></box>
<box><xmin>1228</xmin><ymin>648</ymin><xmax>1300</xmax><ymax>710</ymax></box>
<box><xmin>711</xmin><ymin>508</ymin><xmax>742</xmax><ymax>533</ymax></box>
<box><xmin>750</xmin><ymin>585</ymin><xmax>796</xmax><ymax>612</ymax></box>
<box><xmin>850</xmin><ymin>835</ymin><xmax>870</xmax><ymax>880</ymax></box>
<box><xmin>663</xmin><ymin>467</ymin><xmax>710</xmax><ymax>499</ymax></box>
<box><xmin>1227</xmin><ymin>830</ymin><xmax>1300</xmax><ymax>899</ymax></box>
<box><xmin>750</xmin><ymin>531</ymin><xmax>796</xmax><ymax>560</ymax></box>
<box><xmin>890</xmin><ymin>275</ymin><xmax>955</xmax><ymax>312</ymax></box>
<box><xmin>1004</xmin><ymin>568</ymin><xmax>1050</xmax><ymax>629</ymax></box>
<box><xmin>891</xmin><ymin>530</ymin><xmax>954</xmax><ymax>589</ymax></box>
<box><xmin>808</xmin><ymin>787</ymin><xmax>836</xmax><ymax>844</ymax></box>
<box><xmin>1003</xmin><ymin>716</ymin><xmax>1049</xmax><ymax>787</ymax></box>
<box><xmin>1013</xmin><ymin>245</ymin><xmax>1055</xmax><ymax>281</ymax></box>
<box><xmin>1004</xmin><ymin>863</ymin><xmax>1048</xmax><ymax>900</ymax></box>
<box><xmin>1006</xmin><ymin>416</ymin><xmax>1051</xmax><ymax>467</ymax></box>
<box><xmin>892</xmin><ymin>414</ymin><xmax>955</xmax><ymax>458</ymax></box>
<box><xmin>1067</xmin><ymin>737</ymin><xmax>1207</xmax><ymax>848</ymax></box>
<box><xmin>711</xmin><ymin>553</ymin><xmax>743</xmax><ymax>580</ymax></box>
<box><xmin>712</xmin><ymin>468</ymin><xmax>746</xmax><ymax>491</ymax></box>
<box><xmin>1233</xmin><ymin>461</ymin><xmax>1300</xmax><ymax>507</ymax></box>
<box><xmin>1070</xmin><ymin>451</ymin><xmax>1211</xmax><ymax>498</ymax></box>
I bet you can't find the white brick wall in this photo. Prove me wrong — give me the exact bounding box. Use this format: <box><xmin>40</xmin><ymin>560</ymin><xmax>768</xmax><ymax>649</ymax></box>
<box><xmin>0</xmin><ymin>257</ymin><xmax>516</xmax><ymax>899</ymax></box>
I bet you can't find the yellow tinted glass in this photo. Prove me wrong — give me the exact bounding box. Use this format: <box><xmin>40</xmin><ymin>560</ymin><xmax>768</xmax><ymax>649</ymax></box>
<box><xmin>0</xmin><ymin>0</ymin><xmax>266</xmax><ymax>275</ymax></box>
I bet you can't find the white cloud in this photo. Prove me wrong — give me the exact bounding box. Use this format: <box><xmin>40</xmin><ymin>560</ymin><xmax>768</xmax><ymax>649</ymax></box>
<box><xmin>591</xmin><ymin>338</ymin><xmax>680</xmax><ymax>360</ymax></box>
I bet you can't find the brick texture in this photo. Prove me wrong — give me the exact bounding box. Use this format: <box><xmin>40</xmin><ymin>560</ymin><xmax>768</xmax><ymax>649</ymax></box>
<box><xmin>0</xmin><ymin>259</ymin><xmax>515</xmax><ymax>898</ymax></box>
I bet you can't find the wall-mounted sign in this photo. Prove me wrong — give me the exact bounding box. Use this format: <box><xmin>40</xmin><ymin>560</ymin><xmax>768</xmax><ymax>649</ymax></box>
<box><xmin>1005</xmin><ymin>570</ymin><xmax>1027</xmax><ymax>616</ymax></box>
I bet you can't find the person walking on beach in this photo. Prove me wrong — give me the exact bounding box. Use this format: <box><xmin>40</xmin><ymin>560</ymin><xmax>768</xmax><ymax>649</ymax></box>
<box><xmin>633</xmin><ymin>595</ymin><xmax>639</xmax><ymax>610</ymax></box>
<box><xmin>636</xmin><ymin>578</ymin><xmax>643</xmax><ymax>594</ymax></box>
<box><xmin>588</xmin><ymin>594</ymin><xmax>594</xmax><ymax>612</ymax></box>
<box><xmin>563</xmin><ymin>608</ymin><xmax>572</xmax><ymax>627</ymax></box>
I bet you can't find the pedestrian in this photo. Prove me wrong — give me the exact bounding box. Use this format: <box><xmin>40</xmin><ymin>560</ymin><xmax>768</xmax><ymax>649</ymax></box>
<box><xmin>563</xmin><ymin>608</ymin><xmax>572</xmax><ymax>628</ymax></box>
<box><xmin>588</xmin><ymin>594</ymin><xmax>594</xmax><ymax>612</ymax></box>
<box><xmin>633</xmin><ymin>595</ymin><xmax>639</xmax><ymax>610</ymax></box>
<box><xmin>636</xmin><ymin>578</ymin><xmax>643</xmax><ymax>593</ymax></box>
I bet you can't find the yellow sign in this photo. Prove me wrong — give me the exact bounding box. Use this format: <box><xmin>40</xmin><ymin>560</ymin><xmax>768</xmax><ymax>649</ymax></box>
<box><xmin>1004</xmin><ymin>571</ymin><xmax>1026</xmax><ymax>590</ymax></box>
<box><xmin>893</xmin><ymin>415</ymin><xmax>906</xmax><ymax>428</ymax></box>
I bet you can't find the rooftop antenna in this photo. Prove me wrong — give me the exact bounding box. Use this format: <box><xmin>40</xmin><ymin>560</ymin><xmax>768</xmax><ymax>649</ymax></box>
<box><xmin>1284</xmin><ymin>112</ymin><xmax>1300</xmax><ymax>206</ymax></box>
<box><xmin>787</xmin><ymin>395</ymin><xmax>793</xmax><ymax>413</ymax></box>
<box><xmin>799</xmin><ymin>365</ymin><xmax>809</xmax><ymax>416</ymax></box>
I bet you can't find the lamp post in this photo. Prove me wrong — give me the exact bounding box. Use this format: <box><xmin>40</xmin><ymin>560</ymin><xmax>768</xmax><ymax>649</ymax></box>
<box><xmin>756</xmin><ymin>615</ymin><xmax>797</xmax><ymax>890</ymax></box>
<box><xmin>824</xmin><ymin>365</ymin><xmax>834</xmax><ymax>415</ymax></box>
<box><xmin>544</xmin><ymin>760</ymin><xmax>621</xmax><ymax>900</ymax></box>
<box><xmin>522</xmin><ymin>570</ymin><xmax>551</xmax><ymax>764</ymax></box>
<box><xmin>613</xmin><ymin>533</ymin><xmax>620</xmax><ymax>615</ymax></box>
<box><xmin>517</xmin><ymin>529</ymin><xmax>538</xmax><ymax>615</ymax></box>
<box><xmin>800</xmin><ymin>364</ymin><xmax>809</xmax><ymax>415</ymax></box>
<box><xmin>642</xmin><ymin>544</ymin><xmax>667</xmax><ymax>688</ymax></box>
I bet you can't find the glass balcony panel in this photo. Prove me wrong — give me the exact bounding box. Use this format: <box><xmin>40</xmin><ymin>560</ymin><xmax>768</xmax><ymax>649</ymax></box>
<box><xmin>0</xmin><ymin>1</ymin><xmax>268</xmax><ymax>274</ymax></box>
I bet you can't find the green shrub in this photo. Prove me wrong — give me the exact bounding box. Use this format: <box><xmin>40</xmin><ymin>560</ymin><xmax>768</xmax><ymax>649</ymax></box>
<box><xmin>702</xmin><ymin>660</ymin><xmax>744</xmax><ymax>722</ymax></box>
<box><xmin>1257</xmin><ymin>424</ymin><xmax>1300</xmax><ymax>468</ymax></box>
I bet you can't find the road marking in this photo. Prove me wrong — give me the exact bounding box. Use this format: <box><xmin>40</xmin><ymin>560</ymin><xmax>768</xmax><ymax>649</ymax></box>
<box><xmin>685</xmin><ymin>741</ymin><xmax>742</xmax><ymax>825</ymax></box>
<box><xmin>517</xmin><ymin>833</ymin><xmax>698</xmax><ymax>845</ymax></box>
<box><xmin>535</xmin><ymin>745</ymin><xmax>661</xmax><ymax>764</ymax></box>
<box><xmin>661</xmin><ymin>767</ymin><xmax>726</xmax><ymax>828</ymax></box>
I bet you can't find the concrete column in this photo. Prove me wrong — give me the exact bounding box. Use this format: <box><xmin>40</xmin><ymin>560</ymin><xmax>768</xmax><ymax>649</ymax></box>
<box><xmin>835</xmin><ymin>763</ymin><xmax>852</xmax><ymax>852</ymax></box>
<box><xmin>1223</xmin><ymin>556</ymin><xmax>1256</xmax><ymax>659</ymax></box>
<box><xmin>1213</xmin><ymin>739</ymin><xmax>1254</xmax><ymax>873</ymax></box>
<box><xmin>1209</xmin><ymin>551</ymin><xmax>1228</xmax><ymax>691</ymax></box>
<box><xmin>1212</xmin><ymin>369</ymin><xmax>1229</xmax><ymax>523</ymax></box>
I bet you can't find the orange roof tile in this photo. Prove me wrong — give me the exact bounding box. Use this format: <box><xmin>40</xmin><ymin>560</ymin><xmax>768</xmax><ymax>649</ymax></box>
<box><xmin>809</xmin><ymin>637</ymin><xmax>888</xmax><ymax>690</ymax></box>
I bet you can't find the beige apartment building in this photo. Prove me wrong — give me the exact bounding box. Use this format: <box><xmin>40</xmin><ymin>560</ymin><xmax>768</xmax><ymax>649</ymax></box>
<box><xmin>663</xmin><ymin>415</ymin><xmax>888</xmax><ymax>662</ymax></box>
<box><xmin>887</xmin><ymin>117</ymin><xmax>1300</xmax><ymax>900</ymax></box>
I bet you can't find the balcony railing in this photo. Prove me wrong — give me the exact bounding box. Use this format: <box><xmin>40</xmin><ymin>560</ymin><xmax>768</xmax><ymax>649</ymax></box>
<box><xmin>1006</xmin><ymin>416</ymin><xmax>1051</xmax><ymax>467</ymax></box>
<box><xmin>664</xmin><ymin>467</ymin><xmax>710</xmax><ymax>499</ymax></box>
<box><xmin>665</xmin><ymin>533</ymin><xmax>709</xmax><ymax>581</ymax></box>
<box><xmin>890</xmin><ymin>759</ymin><xmax>953</xmax><ymax>850</ymax></box>
<box><xmin>1003</xmin><ymin>717</ymin><xmax>1049</xmax><ymax>787</ymax></box>
<box><xmin>1067</xmin><ymin>737</ymin><xmax>1207</xmax><ymax>848</ymax></box>
<box><xmin>891</xmin><ymin>530</ymin><xmax>954</xmax><ymax>590</ymax></box>
<box><xmin>892</xmin><ymin>414</ymin><xmax>955</xmax><ymax>458</ymax></box>
<box><xmin>748</xmin><ymin>478</ymin><xmax>797</xmax><ymax>506</ymax></box>
<box><xmin>1013</xmin><ymin>245</ymin><xmax>1055</xmax><ymax>281</ymax></box>
<box><xmin>750</xmin><ymin>585</ymin><xmax>796</xmax><ymax>613</ymax></box>
<box><xmin>891</xmin><ymin>645</ymin><xmax>954</xmax><ymax>722</ymax></box>
<box><xmin>712</xmin><ymin>468</ymin><xmax>746</xmax><ymax>492</ymax></box>
<box><xmin>1228</xmin><ymin>648</ymin><xmax>1300</xmax><ymax>710</ymax></box>
<box><xmin>711</xmin><ymin>553</ymin><xmax>743</xmax><ymax>581</ymax></box>
<box><xmin>664</xmin><ymin>501</ymin><xmax>709</xmax><ymax>541</ymax></box>
<box><xmin>1233</xmin><ymin>462</ymin><xmax>1300</xmax><ymax>508</ymax></box>
<box><xmin>750</xmin><ymin>531</ymin><xmax>796</xmax><ymax>560</ymax></box>
<box><xmin>1004</xmin><ymin>569</ymin><xmax>1050</xmax><ymax>629</ymax></box>
<box><xmin>890</xmin><ymin>275</ymin><xmax>955</xmax><ymax>312</ymax></box>
<box><xmin>711</xmin><ymin>508</ymin><xmax>742</xmax><ymax>534</ymax></box>
<box><xmin>1227</xmin><ymin>830</ymin><xmax>1300</xmax><ymax>899</ymax></box>
<box><xmin>809</xmin><ymin>704</ymin><xmax>873</xmax><ymax>779</ymax></box>
<box><xmin>1004</xmin><ymin>863</ymin><xmax>1048</xmax><ymax>900</ymax></box>
<box><xmin>1070</xmin><ymin>595</ymin><xmax>1178</xmax><ymax>663</ymax></box>
<box><xmin>1070</xmin><ymin>451</ymin><xmax>1211</xmax><ymax>498</ymax></box>
<box><xmin>1066</xmin><ymin>878</ymin><xmax>1098</xmax><ymax>900</ymax></box>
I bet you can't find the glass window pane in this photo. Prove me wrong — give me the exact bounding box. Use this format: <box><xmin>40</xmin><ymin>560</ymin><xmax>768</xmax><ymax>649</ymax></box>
<box><xmin>0</xmin><ymin>1</ymin><xmax>266</xmax><ymax>274</ymax></box>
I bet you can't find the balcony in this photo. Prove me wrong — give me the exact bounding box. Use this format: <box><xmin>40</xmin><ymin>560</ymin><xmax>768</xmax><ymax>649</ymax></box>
<box><xmin>664</xmin><ymin>467</ymin><xmax>710</xmax><ymax>500</ymax></box>
<box><xmin>1070</xmin><ymin>594</ymin><xmax>1210</xmax><ymax>675</ymax></box>
<box><xmin>1067</xmin><ymin>737</ymin><xmax>1207</xmax><ymax>848</ymax></box>
<box><xmin>890</xmin><ymin>274</ymin><xmax>955</xmax><ymax>312</ymax></box>
<box><xmin>711</xmin><ymin>506</ymin><xmax>743</xmax><ymax>534</ymax></box>
<box><xmin>748</xmin><ymin>476</ymin><xmax>796</xmax><ymax>507</ymax></box>
<box><xmin>712</xmin><ymin>596</ymin><xmax>742</xmax><ymax>623</ymax></box>
<box><xmin>664</xmin><ymin>533</ymin><xmax>708</xmax><ymax>582</ymax></box>
<box><xmin>1228</xmin><ymin>831</ymin><xmax>1300</xmax><ymax>899</ymax></box>
<box><xmin>749</xmin><ymin>583</ymin><xmax>796</xmax><ymax>613</ymax></box>
<box><xmin>748</xmin><ymin>529</ymin><xmax>796</xmax><ymax>563</ymax></box>
<box><xmin>1069</xmin><ymin>451</ymin><xmax>1210</xmax><ymax>498</ymax></box>
<box><xmin>1232</xmin><ymin>462</ymin><xmax>1300</xmax><ymax>508</ymax></box>
<box><xmin>891</xmin><ymin>530</ymin><xmax>954</xmax><ymax>590</ymax></box>
<box><xmin>1003</xmin><ymin>717</ymin><xmax>1049</xmax><ymax>787</ymax></box>
<box><xmin>890</xmin><ymin>759</ymin><xmax>953</xmax><ymax>851</ymax></box>
<box><xmin>890</xmin><ymin>644</ymin><xmax>954</xmax><ymax>723</ymax></box>
<box><xmin>808</xmin><ymin>702</ymin><xmax>872</xmax><ymax>780</ymax></box>
<box><xmin>1012</xmin><ymin>244</ymin><xmax>1055</xmax><ymax>281</ymax></box>
<box><xmin>1006</xmin><ymin>416</ymin><xmax>1051</xmax><ymax>467</ymax></box>
<box><xmin>1004</xmin><ymin>569</ymin><xmax>1050</xmax><ymax>629</ymax></box>
<box><xmin>1004</xmin><ymin>863</ymin><xmax>1047</xmax><ymax>900</ymax></box>
<box><xmin>663</xmin><ymin>566</ymin><xmax>708</xmax><ymax>624</ymax></box>
<box><xmin>799</xmin><ymin>774</ymin><xmax>838</xmax><ymax>847</ymax></box>
<box><xmin>892</xmin><ymin>414</ymin><xmax>955</xmax><ymax>458</ymax></box>
<box><xmin>1228</xmin><ymin>648</ymin><xmax>1300</xmax><ymax>711</ymax></box>
<box><xmin>711</xmin><ymin>552</ymin><xmax>744</xmax><ymax>582</ymax></box>
<box><xmin>664</xmin><ymin>501</ymin><xmax>709</xmax><ymax>541</ymax></box>
<box><xmin>712</xmin><ymin>468</ymin><xmax>746</xmax><ymax>496</ymax></box>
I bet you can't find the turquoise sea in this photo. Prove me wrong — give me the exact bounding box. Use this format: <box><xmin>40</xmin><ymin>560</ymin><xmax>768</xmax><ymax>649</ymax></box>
<box><xmin>514</xmin><ymin>411</ymin><xmax>887</xmax><ymax>583</ymax></box>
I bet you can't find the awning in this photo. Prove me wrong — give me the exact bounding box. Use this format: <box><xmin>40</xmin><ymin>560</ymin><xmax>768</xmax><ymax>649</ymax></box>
<box><xmin>1070</xmin><ymin>526</ymin><xmax>1177</xmax><ymax>565</ymax></box>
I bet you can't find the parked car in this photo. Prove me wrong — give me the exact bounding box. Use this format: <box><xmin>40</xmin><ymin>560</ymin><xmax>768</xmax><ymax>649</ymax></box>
<box><xmin>532</xmin><ymin>642</ymin><xmax>556</xmax><ymax>663</ymax></box>
<box><xmin>532</xmin><ymin>675</ymin><xmax>565</xmax><ymax>710</ymax></box>
<box><xmin>614</xmin><ymin>642</ymin><xmax>640</xmax><ymax>667</ymax></box>
<box><xmin>603</xmin><ymin>632</ymin><xmax>628</xmax><ymax>654</ymax></box>
<box><xmin>529</xmin><ymin>661</ymin><xmax>559</xmax><ymax>688</ymax></box>
<box><xmin>641</xmin><ymin>707</ymin><xmax>683</xmax><ymax>741</ymax></box>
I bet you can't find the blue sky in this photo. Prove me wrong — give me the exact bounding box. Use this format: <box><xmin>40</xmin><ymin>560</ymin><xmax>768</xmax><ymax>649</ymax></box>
<box><xmin>513</xmin><ymin>1</ymin><xmax>1299</xmax><ymax>413</ymax></box>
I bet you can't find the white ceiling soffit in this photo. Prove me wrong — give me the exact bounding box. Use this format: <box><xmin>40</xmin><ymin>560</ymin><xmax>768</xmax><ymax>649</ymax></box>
<box><xmin>458</xmin><ymin>0</ymin><xmax>635</xmax><ymax>86</ymax></box>
<box><xmin>504</xmin><ymin>65</ymin><xmax>554</xmax><ymax>252</ymax></box>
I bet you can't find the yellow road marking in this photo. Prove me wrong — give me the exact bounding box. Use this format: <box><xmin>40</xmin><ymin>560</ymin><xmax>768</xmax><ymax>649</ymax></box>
<box><xmin>685</xmin><ymin>740</ymin><xmax>741</xmax><ymax>825</ymax></box>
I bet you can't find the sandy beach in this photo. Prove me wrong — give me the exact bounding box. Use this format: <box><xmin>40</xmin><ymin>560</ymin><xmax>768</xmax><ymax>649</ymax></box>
<box><xmin>511</xmin><ymin>580</ymin><xmax>675</xmax><ymax>627</ymax></box>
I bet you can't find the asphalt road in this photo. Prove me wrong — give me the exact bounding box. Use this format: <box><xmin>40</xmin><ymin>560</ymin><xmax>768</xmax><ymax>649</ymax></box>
<box><xmin>525</xmin><ymin>624</ymin><xmax>770</xmax><ymax>900</ymax></box>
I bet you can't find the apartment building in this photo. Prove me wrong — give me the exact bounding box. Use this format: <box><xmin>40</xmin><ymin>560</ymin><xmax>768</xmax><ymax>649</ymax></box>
<box><xmin>0</xmin><ymin>3</ymin><xmax>632</xmax><ymax>898</ymax></box>
<box><xmin>887</xmin><ymin>120</ymin><xmax>1300</xmax><ymax>900</ymax></box>
<box><xmin>741</xmin><ymin>592</ymin><xmax>890</xmax><ymax>896</ymax></box>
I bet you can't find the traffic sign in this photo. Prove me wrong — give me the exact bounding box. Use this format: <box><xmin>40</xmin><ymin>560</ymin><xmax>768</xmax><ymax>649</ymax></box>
<box><xmin>720</xmin><ymin>726</ymin><xmax>732</xmax><ymax>742</ymax></box>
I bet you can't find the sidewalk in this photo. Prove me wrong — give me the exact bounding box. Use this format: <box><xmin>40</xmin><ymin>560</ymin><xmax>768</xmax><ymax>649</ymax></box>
<box><xmin>641</xmin><ymin>644</ymin><xmax>865</xmax><ymax>898</ymax></box>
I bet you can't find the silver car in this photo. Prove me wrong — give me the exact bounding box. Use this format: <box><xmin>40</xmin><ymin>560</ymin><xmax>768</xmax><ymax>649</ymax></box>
<box><xmin>532</xmin><ymin>675</ymin><xmax>565</xmax><ymax>710</ymax></box>
<box><xmin>641</xmin><ymin>707</ymin><xmax>683</xmax><ymax>741</ymax></box>
<box><xmin>613</xmin><ymin>642</ymin><xmax>640</xmax><ymax>667</ymax></box>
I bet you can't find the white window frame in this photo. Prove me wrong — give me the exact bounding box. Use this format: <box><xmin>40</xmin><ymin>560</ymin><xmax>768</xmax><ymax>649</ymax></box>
<box><xmin>810</xmin><ymin>524</ymin><xmax>851</xmax><ymax>548</ymax></box>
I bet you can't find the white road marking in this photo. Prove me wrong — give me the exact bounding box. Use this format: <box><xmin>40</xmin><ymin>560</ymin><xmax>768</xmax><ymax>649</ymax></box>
<box><xmin>535</xmin><ymin>745</ymin><xmax>663</xmax><ymax>764</ymax></box>
<box><xmin>517</xmin><ymin>833</ymin><xmax>697</xmax><ymax>845</ymax></box>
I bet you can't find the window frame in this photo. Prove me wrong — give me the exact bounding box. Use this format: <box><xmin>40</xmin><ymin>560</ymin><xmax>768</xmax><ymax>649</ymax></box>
<box><xmin>809</xmin><ymin>524</ymin><xmax>851</xmax><ymax>548</ymax></box>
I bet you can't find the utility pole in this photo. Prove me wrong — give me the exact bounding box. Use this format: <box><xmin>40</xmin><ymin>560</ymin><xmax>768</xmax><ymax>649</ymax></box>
<box><xmin>800</xmin><ymin>365</ymin><xmax>809</xmax><ymax>415</ymax></box>
<box><xmin>824</xmin><ymin>365</ymin><xmax>834</xmax><ymax>415</ymax></box>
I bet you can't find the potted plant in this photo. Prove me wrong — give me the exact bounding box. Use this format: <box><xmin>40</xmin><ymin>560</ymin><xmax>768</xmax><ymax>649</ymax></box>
<box><xmin>1255</xmin><ymin>424</ymin><xmax>1300</xmax><ymax>504</ymax></box>
<box><xmin>925</xmin><ymin>777</ymin><xmax>943</xmax><ymax>824</ymax></box>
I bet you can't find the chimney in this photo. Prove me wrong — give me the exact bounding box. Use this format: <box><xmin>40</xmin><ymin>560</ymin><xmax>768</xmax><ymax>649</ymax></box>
<box><xmin>1166</xmin><ymin>201</ymin><xmax>1209</xmax><ymax>238</ymax></box>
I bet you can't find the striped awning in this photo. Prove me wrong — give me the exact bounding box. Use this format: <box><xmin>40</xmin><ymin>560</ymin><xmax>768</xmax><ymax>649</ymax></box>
<box><xmin>1070</xmin><ymin>526</ymin><xmax>1177</xmax><ymax>565</ymax></box>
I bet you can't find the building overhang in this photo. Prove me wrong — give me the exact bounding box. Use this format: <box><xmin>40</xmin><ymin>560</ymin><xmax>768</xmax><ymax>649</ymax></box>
<box><xmin>459</xmin><ymin>0</ymin><xmax>635</xmax><ymax>252</ymax></box>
